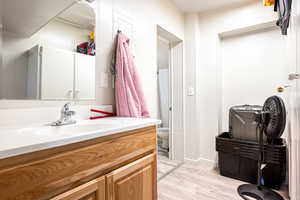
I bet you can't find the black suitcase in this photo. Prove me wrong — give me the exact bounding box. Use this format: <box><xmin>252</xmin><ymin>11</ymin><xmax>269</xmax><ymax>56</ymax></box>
<box><xmin>229</xmin><ymin>105</ymin><xmax>262</xmax><ymax>141</ymax></box>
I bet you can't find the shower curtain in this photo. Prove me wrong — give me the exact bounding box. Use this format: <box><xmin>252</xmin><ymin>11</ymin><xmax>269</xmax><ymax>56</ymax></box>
<box><xmin>114</xmin><ymin>33</ymin><xmax>150</xmax><ymax>118</ymax></box>
<box><xmin>288</xmin><ymin>1</ymin><xmax>300</xmax><ymax>199</ymax></box>
<box><xmin>158</xmin><ymin>69</ymin><xmax>169</xmax><ymax>127</ymax></box>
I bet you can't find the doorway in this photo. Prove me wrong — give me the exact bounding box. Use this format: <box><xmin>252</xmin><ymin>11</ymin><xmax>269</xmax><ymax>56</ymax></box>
<box><xmin>219</xmin><ymin>24</ymin><xmax>288</xmax><ymax>135</ymax></box>
<box><xmin>157</xmin><ymin>36</ymin><xmax>171</xmax><ymax>158</ymax></box>
<box><xmin>156</xmin><ymin>26</ymin><xmax>184</xmax><ymax>180</ymax></box>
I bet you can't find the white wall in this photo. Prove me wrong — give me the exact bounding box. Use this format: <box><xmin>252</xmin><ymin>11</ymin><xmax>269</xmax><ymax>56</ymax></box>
<box><xmin>1</xmin><ymin>20</ymin><xmax>91</xmax><ymax>99</ymax></box>
<box><xmin>184</xmin><ymin>13</ymin><xmax>200</xmax><ymax>160</ymax></box>
<box><xmin>184</xmin><ymin>0</ymin><xmax>280</xmax><ymax>162</ymax></box>
<box><xmin>0</xmin><ymin>0</ymin><xmax>184</xmax><ymax>113</ymax></box>
<box><xmin>96</xmin><ymin>0</ymin><xmax>185</xmax><ymax>118</ymax></box>
<box><xmin>221</xmin><ymin>28</ymin><xmax>288</xmax><ymax>132</ymax></box>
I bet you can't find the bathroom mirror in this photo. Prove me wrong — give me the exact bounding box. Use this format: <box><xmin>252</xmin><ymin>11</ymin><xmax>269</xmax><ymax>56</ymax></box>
<box><xmin>0</xmin><ymin>0</ymin><xmax>96</xmax><ymax>100</ymax></box>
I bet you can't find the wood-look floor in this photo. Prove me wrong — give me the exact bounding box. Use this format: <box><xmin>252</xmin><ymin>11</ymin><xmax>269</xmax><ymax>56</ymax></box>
<box><xmin>158</xmin><ymin>161</ymin><xmax>289</xmax><ymax>200</ymax></box>
<box><xmin>157</xmin><ymin>155</ymin><xmax>181</xmax><ymax>180</ymax></box>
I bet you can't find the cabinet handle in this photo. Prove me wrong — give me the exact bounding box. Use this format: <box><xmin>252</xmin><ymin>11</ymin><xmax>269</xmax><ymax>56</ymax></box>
<box><xmin>67</xmin><ymin>90</ymin><xmax>73</xmax><ymax>98</ymax></box>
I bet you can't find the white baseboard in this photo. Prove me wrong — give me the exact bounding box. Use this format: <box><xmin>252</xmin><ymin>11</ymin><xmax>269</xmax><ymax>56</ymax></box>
<box><xmin>184</xmin><ymin>157</ymin><xmax>216</xmax><ymax>168</ymax></box>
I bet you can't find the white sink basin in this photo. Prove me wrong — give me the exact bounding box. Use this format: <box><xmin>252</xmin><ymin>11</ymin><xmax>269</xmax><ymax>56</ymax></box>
<box><xmin>20</xmin><ymin>123</ymin><xmax>115</xmax><ymax>136</ymax></box>
<box><xmin>0</xmin><ymin>117</ymin><xmax>161</xmax><ymax>159</ymax></box>
<box><xmin>53</xmin><ymin>123</ymin><xmax>116</xmax><ymax>135</ymax></box>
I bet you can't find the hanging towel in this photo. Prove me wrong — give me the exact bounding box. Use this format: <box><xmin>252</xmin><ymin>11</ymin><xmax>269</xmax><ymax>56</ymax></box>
<box><xmin>114</xmin><ymin>33</ymin><xmax>150</xmax><ymax>118</ymax></box>
<box><xmin>263</xmin><ymin>0</ymin><xmax>275</xmax><ymax>6</ymax></box>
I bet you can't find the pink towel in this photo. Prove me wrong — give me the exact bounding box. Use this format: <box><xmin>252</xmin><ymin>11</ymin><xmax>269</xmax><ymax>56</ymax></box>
<box><xmin>115</xmin><ymin>33</ymin><xmax>150</xmax><ymax>118</ymax></box>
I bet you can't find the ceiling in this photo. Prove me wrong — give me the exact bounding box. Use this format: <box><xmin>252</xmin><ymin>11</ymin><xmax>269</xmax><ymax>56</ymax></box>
<box><xmin>172</xmin><ymin>0</ymin><xmax>252</xmax><ymax>13</ymax></box>
<box><xmin>3</xmin><ymin>0</ymin><xmax>95</xmax><ymax>37</ymax></box>
<box><xmin>3</xmin><ymin>0</ymin><xmax>77</xmax><ymax>36</ymax></box>
<box><xmin>57</xmin><ymin>1</ymin><xmax>95</xmax><ymax>30</ymax></box>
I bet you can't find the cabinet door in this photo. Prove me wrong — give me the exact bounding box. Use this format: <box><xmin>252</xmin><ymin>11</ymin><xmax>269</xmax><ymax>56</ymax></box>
<box><xmin>41</xmin><ymin>47</ymin><xmax>74</xmax><ymax>100</ymax></box>
<box><xmin>106</xmin><ymin>154</ymin><xmax>157</xmax><ymax>200</ymax></box>
<box><xmin>50</xmin><ymin>177</ymin><xmax>105</xmax><ymax>200</ymax></box>
<box><xmin>75</xmin><ymin>53</ymin><xmax>96</xmax><ymax>100</ymax></box>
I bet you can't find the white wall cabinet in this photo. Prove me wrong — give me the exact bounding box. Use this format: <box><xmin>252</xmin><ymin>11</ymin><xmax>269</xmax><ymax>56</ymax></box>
<box><xmin>41</xmin><ymin>47</ymin><xmax>75</xmax><ymax>100</ymax></box>
<box><xmin>74</xmin><ymin>53</ymin><xmax>96</xmax><ymax>100</ymax></box>
<box><xmin>27</xmin><ymin>45</ymin><xmax>95</xmax><ymax>100</ymax></box>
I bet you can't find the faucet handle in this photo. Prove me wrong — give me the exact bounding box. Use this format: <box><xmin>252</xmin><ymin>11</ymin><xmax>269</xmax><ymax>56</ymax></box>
<box><xmin>68</xmin><ymin>110</ymin><xmax>76</xmax><ymax>116</ymax></box>
<box><xmin>52</xmin><ymin>103</ymin><xmax>76</xmax><ymax>126</ymax></box>
<box><xmin>61</xmin><ymin>102</ymin><xmax>71</xmax><ymax>113</ymax></box>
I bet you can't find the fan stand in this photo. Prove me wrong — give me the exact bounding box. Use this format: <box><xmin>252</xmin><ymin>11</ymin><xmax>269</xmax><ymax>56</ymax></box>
<box><xmin>237</xmin><ymin>112</ymin><xmax>284</xmax><ymax>200</ymax></box>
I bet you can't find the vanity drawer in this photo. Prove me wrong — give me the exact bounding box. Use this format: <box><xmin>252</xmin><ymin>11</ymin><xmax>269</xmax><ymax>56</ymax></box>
<box><xmin>0</xmin><ymin>126</ymin><xmax>157</xmax><ymax>200</ymax></box>
<box><xmin>50</xmin><ymin>177</ymin><xmax>105</xmax><ymax>200</ymax></box>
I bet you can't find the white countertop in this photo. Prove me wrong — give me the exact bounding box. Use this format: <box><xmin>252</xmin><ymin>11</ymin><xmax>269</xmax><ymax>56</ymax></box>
<box><xmin>0</xmin><ymin>118</ymin><xmax>161</xmax><ymax>159</ymax></box>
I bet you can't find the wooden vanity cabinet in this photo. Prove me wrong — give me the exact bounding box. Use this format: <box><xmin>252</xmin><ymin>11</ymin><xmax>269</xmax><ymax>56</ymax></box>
<box><xmin>106</xmin><ymin>154</ymin><xmax>156</xmax><ymax>200</ymax></box>
<box><xmin>51</xmin><ymin>154</ymin><xmax>156</xmax><ymax>200</ymax></box>
<box><xmin>0</xmin><ymin>126</ymin><xmax>157</xmax><ymax>200</ymax></box>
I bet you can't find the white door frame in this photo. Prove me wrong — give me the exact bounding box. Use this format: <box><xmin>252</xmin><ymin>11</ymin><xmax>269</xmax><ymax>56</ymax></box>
<box><xmin>216</xmin><ymin>20</ymin><xmax>278</xmax><ymax>134</ymax></box>
<box><xmin>157</xmin><ymin>25</ymin><xmax>185</xmax><ymax>162</ymax></box>
<box><xmin>287</xmin><ymin>1</ymin><xmax>300</xmax><ymax>198</ymax></box>
<box><xmin>157</xmin><ymin>33</ymin><xmax>173</xmax><ymax>161</ymax></box>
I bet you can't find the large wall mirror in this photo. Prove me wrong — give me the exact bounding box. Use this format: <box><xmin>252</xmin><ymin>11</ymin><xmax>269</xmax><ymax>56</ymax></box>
<box><xmin>0</xmin><ymin>0</ymin><xmax>96</xmax><ymax>101</ymax></box>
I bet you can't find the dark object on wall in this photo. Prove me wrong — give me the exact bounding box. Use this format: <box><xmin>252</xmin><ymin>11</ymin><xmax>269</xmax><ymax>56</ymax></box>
<box><xmin>87</xmin><ymin>41</ymin><xmax>96</xmax><ymax>56</ymax></box>
<box><xmin>237</xmin><ymin>96</ymin><xmax>286</xmax><ymax>200</ymax></box>
<box><xmin>76</xmin><ymin>42</ymin><xmax>96</xmax><ymax>56</ymax></box>
<box><xmin>229</xmin><ymin>105</ymin><xmax>263</xmax><ymax>141</ymax></box>
<box><xmin>216</xmin><ymin>132</ymin><xmax>286</xmax><ymax>190</ymax></box>
<box><xmin>77</xmin><ymin>42</ymin><xmax>88</xmax><ymax>54</ymax></box>
<box><xmin>274</xmin><ymin>0</ymin><xmax>292</xmax><ymax>35</ymax></box>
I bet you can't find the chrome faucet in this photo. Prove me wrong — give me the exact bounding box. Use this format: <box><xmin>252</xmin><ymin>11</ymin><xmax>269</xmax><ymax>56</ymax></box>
<box><xmin>51</xmin><ymin>103</ymin><xmax>76</xmax><ymax>126</ymax></box>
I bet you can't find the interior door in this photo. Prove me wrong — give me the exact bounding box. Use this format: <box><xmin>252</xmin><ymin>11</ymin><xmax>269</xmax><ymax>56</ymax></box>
<box><xmin>288</xmin><ymin>0</ymin><xmax>300</xmax><ymax>198</ymax></box>
<box><xmin>75</xmin><ymin>53</ymin><xmax>95</xmax><ymax>100</ymax></box>
<box><xmin>41</xmin><ymin>47</ymin><xmax>74</xmax><ymax>100</ymax></box>
<box><xmin>106</xmin><ymin>154</ymin><xmax>156</xmax><ymax>200</ymax></box>
<box><xmin>287</xmin><ymin>56</ymin><xmax>300</xmax><ymax>200</ymax></box>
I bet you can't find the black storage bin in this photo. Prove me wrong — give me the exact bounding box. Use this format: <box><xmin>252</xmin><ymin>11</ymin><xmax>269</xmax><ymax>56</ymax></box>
<box><xmin>216</xmin><ymin>132</ymin><xmax>286</xmax><ymax>190</ymax></box>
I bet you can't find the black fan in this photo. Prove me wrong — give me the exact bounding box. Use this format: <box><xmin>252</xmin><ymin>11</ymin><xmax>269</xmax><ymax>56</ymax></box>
<box><xmin>237</xmin><ymin>96</ymin><xmax>286</xmax><ymax>200</ymax></box>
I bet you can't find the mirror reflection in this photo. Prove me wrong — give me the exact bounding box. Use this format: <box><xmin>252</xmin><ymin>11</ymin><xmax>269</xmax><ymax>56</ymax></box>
<box><xmin>0</xmin><ymin>0</ymin><xmax>96</xmax><ymax>100</ymax></box>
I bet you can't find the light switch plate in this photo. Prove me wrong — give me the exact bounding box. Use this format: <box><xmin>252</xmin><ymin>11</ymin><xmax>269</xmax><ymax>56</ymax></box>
<box><xmin>187</xmin><ymin>87</ymin><xmax>195</xmax><ymax>96</ymax></box>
